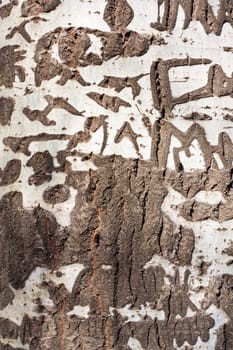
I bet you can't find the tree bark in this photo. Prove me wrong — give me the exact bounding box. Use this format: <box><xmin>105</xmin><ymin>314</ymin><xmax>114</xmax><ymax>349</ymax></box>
<box><xmin>0</xmin><ymin>0</ymin><xmax>233</xmax><ymax>349</ymax></box>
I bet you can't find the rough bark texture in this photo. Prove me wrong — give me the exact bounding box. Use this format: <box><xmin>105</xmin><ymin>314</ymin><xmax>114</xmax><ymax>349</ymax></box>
<box><xmin>0</xmin><ymin>0</ymin><xmax>233</xmax><ymax>349</ymax></box>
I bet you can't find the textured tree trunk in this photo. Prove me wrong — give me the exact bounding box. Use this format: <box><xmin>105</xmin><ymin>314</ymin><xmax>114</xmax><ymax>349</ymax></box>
<box><xmin>0</xmin><ymin>0</ymin><xmax>233</xmax><ymax>349</ymax></box>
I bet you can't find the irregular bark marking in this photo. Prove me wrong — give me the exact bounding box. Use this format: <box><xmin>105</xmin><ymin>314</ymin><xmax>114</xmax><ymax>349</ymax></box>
<box><xmin>98</xmin><ymin>74</ymin><xmax>147</xmax><ymax>99</ymax></box>
<box><xmin>34</xmin><ymin>27</ymin><xmax>154</xmax><ymax>85</ymax></box>
<box><xmin>114</xmin><ymin>121</ymin><xmax>141</xmax><ymax>157</ymax></box>
<box><xmin>3</xmin><ymin>133</ymin><xmax>70</xmax><ymax>156</ymax></box>
<box><xmin>23</xmin><ymin>95</ymin><xmax>84</xmax><ymax>126</ymax></box>
<box><xmin>151</xmin><ymin>57</ymin><xmax>233</xmax><ymax>116</ymax></box>
<box><xmin>155</xmin><ymin>121</ymin><xmax>233</xmax><ymax>171</ymax></box>
<box><xmin>151</xmin><ymin>0</ymin><xmax>233</xmax><ymax>35</ymax></box>
<box><xmin>87</xmin><ymin>92</ymin><xmax>131</xmax><ymax>112</ymax></box>
<box><xmin>0</xmin><ymin>45</ymin><xmax>26</xmax><ymax>88</ymax></box>
<box><xmin>0</xmin><ymin>96</ymin><xmax>14</xmax><ymax>126</ymax></box>
<box><xmin>43</xmin><ymin>185</ymin><xmax>70</xmax><ymax>205</ymax></box>
<box><xmin>0</xmin><ymin>159</ymin><xmax>21</xmax><ymax>186</ymax></box>
<box><xmin>103</xmin><ymin>0</ymin><xmax>134</xmax><ymax>31</ymax></box>
<box><xmin>0</xmin><ymin>1</ymin><xmax>16</xmax><ymax>19</ymax></box>
<box><xmin>6</xmin><ymin>17</ymin><xmax>47</xmax><ymax>43</ymax></box>
<box><xmin>21</xmin><ymin>0</ymin><xmax>61</xmax><ymax>17</ymax></box>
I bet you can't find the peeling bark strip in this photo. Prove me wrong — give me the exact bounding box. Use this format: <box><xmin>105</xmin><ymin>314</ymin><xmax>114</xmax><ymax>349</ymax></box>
<box><xmin>0</xmin><ymin>0</ymin><xmax>233</xmax><ymax>349</ymax></box>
